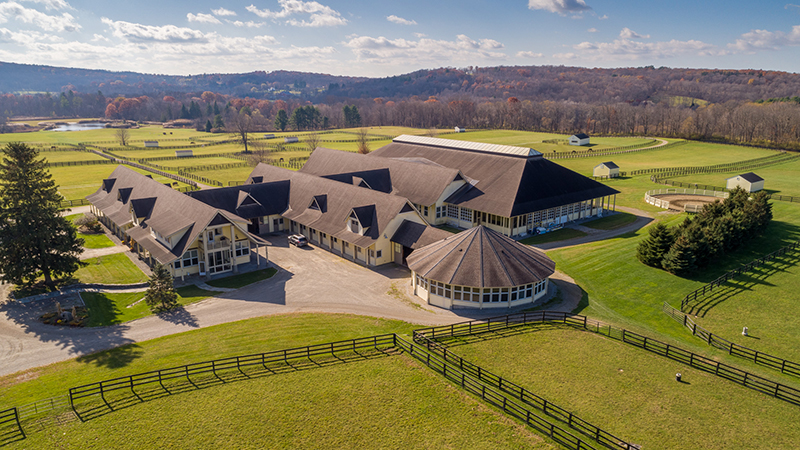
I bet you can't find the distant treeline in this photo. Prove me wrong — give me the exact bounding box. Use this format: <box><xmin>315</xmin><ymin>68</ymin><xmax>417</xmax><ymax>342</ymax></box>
<box><xmin>3</xmin><ymin>87</ymin><xmax>800</xmax><ymax>149</ymax></box>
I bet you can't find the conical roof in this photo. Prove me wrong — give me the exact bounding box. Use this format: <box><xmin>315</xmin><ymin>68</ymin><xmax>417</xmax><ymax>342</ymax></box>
<box><xmin>407</xmin><ymin>226</ymin><xmax>555</xmax><ymax>288</ymax></box>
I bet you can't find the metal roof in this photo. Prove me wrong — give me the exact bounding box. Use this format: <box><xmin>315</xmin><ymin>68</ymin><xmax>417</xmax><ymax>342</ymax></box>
<box><xmin>393</xmin><ymin>135</ymin><xmax>541</xmax><ymax>158</ymax></box>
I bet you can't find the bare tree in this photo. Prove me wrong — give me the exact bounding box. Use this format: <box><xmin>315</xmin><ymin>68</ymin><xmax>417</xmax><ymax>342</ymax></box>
<box><xmin>227</xmin><ymin>110</ymin><xmax>266</xmax><ymax>154</ymax></box>
<box><xmin>116</xmin><ymin>127</ymin><xmax>130</xmax><ymax>146</ymax></box>
<box><xmin>356</xmin><ymin>128</ymin><xmax>370</xmax><ymax>154</ymax></box>
<box><xmin>304</xmin><ymin>132</ymin><xmax>321</xmax><ymax>152</ymax></box>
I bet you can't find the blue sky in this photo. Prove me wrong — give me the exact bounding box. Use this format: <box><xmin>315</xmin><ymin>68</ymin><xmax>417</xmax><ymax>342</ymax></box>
<box><xmin>0</xmin><ymin>0</ymin><xmax>798</xmax><ymax>77</ymax></box>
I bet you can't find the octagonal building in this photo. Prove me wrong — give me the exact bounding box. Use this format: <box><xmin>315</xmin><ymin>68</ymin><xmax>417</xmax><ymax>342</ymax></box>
<box><xmin>407</xmin><ymin>226</ymin><xmax>556</xmax><ymax>309</ymax></box>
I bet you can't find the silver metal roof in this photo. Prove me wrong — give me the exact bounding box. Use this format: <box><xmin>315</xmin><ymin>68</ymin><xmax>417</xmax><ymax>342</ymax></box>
<box><xmin>393</xmin><ymin>135</ymin><xmax>542</xmax><ymax>158</ymax></box>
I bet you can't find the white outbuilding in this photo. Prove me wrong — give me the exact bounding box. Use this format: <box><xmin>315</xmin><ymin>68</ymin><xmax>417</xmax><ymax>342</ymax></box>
<box><xmin>726</xmin><ymin>173</ymin><xmax>765</xmax><ymax>193</ymax></box>
<box><xmin>144</xmin><ymin>141</ymin><xmax>159</xmax><ymax>148</ymax></box>
<box><xmin>569</xmin><ymin>133</ymin><xmax>590</xmax><ymax>146</ymax></box>
<box><xmin>593</xmin><ymin>161</ymin><xmax>620</xmax><ymax>178</ymax></box>
<box><xmin>454</xmin><ymin>127</ymin><xmax>466</xmax><ymax>133</ymax></box>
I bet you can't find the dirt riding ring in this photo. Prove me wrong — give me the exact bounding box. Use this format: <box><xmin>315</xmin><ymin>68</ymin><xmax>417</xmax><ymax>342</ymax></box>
<box><xmin>645</xmin><ymin>188</ymin><xmax>729</xmax><ymax>213</ymax></box>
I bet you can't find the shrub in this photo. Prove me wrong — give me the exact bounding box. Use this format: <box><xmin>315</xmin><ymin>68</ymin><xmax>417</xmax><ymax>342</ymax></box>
<box><xmin>75</xmin><ymin>213</ymin><xmax>102</xmax><ymax>233</ymax></box>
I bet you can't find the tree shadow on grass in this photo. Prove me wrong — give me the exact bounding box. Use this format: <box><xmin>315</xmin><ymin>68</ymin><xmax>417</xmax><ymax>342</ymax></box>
<box><xmin>70</xmin><ymin>347</ymin><xmax>397</xmax><ymax>423</ymax></box>
<box><xmin>76</xmin><ymin>343</ymin><xmax>144</xmax><ymax>370</ymax></box>
<box><xmin>685</xmin><ymin>252</ymin><xmax>800</xmax><ymax>317</ymax></box>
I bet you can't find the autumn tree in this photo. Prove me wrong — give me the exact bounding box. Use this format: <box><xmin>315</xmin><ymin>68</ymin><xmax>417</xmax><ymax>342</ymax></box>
<box><xmin>356</xmin><ymin>128</ymin><xmax>370</xmax><ymax>154</ymax></box>
<box><xmin>0</xmin><ymin>143</ymin><xmax>85</xmax><ymax>290</ymax></box>
<box><xmin>305</xmin><ymin>132</ymin><xmax>320</xmax><ymax>152</ymax></box>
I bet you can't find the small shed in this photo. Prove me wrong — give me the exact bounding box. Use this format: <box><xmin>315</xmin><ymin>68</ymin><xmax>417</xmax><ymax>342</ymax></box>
<box><xmin>726</xmin><ymin>172</ymin><xmax>764</xmax><ymax>193</ymax></box>
<box><xmin>593</xmin><ymin>161</ymin><xmax>620</xmax><ymax>178</ymax></box>
<box><xmin>175</xmin><ymin>150</ymin><xmax>193</xmax><ymax>158</ymax></box>
<box><xmin>284</xmin><ymin>136</ymin><xmax>299</xmax><ymax>143</ymax></box>
<box><xmin>569</xmin><ymin>133</ymin><xmax>590</xmax><ymax>146</ymax></box>
<box><xmin>144</xmin><ymin>141</ymin><xmax>159</xmax><ymax>148</ymax></box>
<box><xmin>264</xmin><ymin>134</ymin><xmax>275</xmax><ymax>139</ymax></box>
<box><xmin>454</xmin><ymin>127</ymin><xmax>465</xmax><ymax>133</ymax></box>
<box><xmin>407</xmin><ymin>226</ymin><xmax>555</xmax><ymax>310</ymax></box>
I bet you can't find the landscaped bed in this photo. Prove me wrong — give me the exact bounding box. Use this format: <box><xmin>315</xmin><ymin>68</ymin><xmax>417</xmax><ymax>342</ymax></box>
<box><xmin>81</xmin><ymin>285</ymin><xmax>217</xmax><ymax>326</ymax></box>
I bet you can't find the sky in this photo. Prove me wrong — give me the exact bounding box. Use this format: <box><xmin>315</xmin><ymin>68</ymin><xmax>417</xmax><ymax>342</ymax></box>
<box><xmin>0</xmin><ymin>0</ymin><xmax>798</xmax><ymax>78</ymax></box>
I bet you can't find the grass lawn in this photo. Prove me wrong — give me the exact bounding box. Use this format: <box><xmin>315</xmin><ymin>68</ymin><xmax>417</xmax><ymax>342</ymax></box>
<box><xmin>548</xmin><ymin>202</ymin><xmax>800</xmax><ymax>342</ymax></box>
<box><xmin>448</xmin><ymin>326</ymin><xmax>800</xmax><ymax>449</ymax></box>
<box><xmin>206</xmin><ymin>267</ymin><xmax>277</xmax><ymax>289</ymax></box>
<box><xmin>690</xmin><ymin>251</ymin><xmax>800</xmax><ymax>361</ymax></box>
<box><xmin>668</xmin><ymin>156</ymin><xmax>800</xmax><ymax>198</ymax></box>
<box><xmin>582</xmin><ymin>212</ymin><xmax>637</xmax><ymax>230</ymax></box>
<box><xmin>81</xmin><ymin>285</ymin><xmax>217</xmax><ymax>326</ymax></box>
<box><xmin>50</xmin><ymin>164</ymin><xmax>193</xmax><ymax>201</ymax></box>
<box><xmin>519</xmin><ymin>228</ymin><xmax>587</xmax><ymax>245</ymax></box>
<box><xmin>188</xmin><ymin>165</ymin><xmax>256</xmax><ymax>184</ymax></box>
<box><xmin>40</xmin><ymin>151</ymin><xmax>109</xmax><ymax>163</ymax></box>
<box><xmin>75</xmin><ymin>253</ymin><xmax>148</xmax><ymax>285</ymax></box>
<box><xmin>65</xmin><ymin>214</ymin><xmax>115</xmax><ymax>249</ymax></box>
<box><xmin>8</xmin><ymin>354</ymin><xmax>555</xmax><ymax>450</ymax></box>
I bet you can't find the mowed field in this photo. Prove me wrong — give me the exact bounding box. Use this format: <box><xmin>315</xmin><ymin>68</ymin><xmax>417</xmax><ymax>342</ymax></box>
<box><xmin>2</xmin><ymin>127</ymin><xmax>800</xmax><ymax>447</ymax></box>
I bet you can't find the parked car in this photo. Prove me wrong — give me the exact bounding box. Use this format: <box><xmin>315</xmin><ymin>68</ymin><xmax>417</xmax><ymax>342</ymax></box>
<box><xmin>288</xmin><ymin>234</ymin><xmax>308</xmax><ymax>247</ymax></box>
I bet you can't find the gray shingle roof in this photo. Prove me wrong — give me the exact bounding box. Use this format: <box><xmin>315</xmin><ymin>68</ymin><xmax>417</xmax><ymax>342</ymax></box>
<box><xmin>187</xmin><ymin>180</ymin><xmax>290</xmax><ymax>220</ymax></box>
<box><xmin>600</xmin><ymin>161</ymin><xmax>619</xmax><ymax>169</ymax></box>
<box><xmin>573</xmin><ymin>133</ymin><xmax>590</xmax><ymax>139</ymax></box>
<box><xmin>247</xmin><ymin>163</ymin><xmax>419</xmax><ymax>248</ymax></box>
<box><xmin>370</xmin><ymin>141</ymin><xmax>618</xmax><ymax>217</ymax></box>
<box><xmin>406</xmin><ymin>226</ymin><xmax>555</xmax><ymax>288</ymax></box>
<box><xmin>300</xmin><ymin>147</ymin><xmax>465</xmax><ymax>206</ymax></box>
<box><xmin>390</xmin><ymin>220</ymin><xmax>454</xmax><ymax>250</ymax></box>
<box><xmin>739</xmin><ymin>172</ymin><xmax>764</xmax><ymax>183</ymax></box>
<box><xmin>86</xmin><ymin>165</ymin><xmax>254</xmax><ymax>264</ymax></box>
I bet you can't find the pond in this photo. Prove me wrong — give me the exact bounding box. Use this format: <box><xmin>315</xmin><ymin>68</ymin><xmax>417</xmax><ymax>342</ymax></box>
<box><xmin>51</xmin><ymin>123</ymin><xmax>108</xmax><ymax>132</ymax></box>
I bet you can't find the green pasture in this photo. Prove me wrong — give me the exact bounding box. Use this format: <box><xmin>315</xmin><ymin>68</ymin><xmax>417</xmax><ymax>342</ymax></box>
<box><xmin>450</xmin><ymin>326</ymin><xmax>800</xmax><ymax>449</ymax></box>
<box><xmin>668</xmin><ymin>156</ymin><xmax>800</xmax><ymax>197</ymax></box>
<box><xmin>443</xmin><ymin>130</ymin><xmax>656</xmax><ymax>153</ymax></box>
<box><xmin>548</xmin><ymin>202</ymin><xmax>800</xmax><ymax>341</ymax></box>
<box><xmin>49</xmin><ymin>164</ymin><xmax>193</xmax><ymax>201</ymax></box>
<box><xmin>690</xmin><ymin>251</ymin><xmax>800</xmax><ymax>361</ymax></box>
<box><xmin>82</xmin><ymin>285</ymin><xmax>217</xmax><ymax>327</ymax></box>
<box><xmin>189</xmin><ymin>166</ymin><xmax>256</xmax><ymax>184</ymax></box>
<box><xmin>65</xmin><ymin>214</ymin><xmax>115</xmax><ymax>249</ymax></box>
<box><xmin>581</xmin><ymin>211</ymin><xmax>637</xmax><ymax>230</ymax></box>
<box><xmin>0</xmin><ymin>124</ymin><xmax>215</xmax><ymax>146</ymax></box>
<box><xmin>40</xmin><ymin>151</ymin><xmax>108</xmax><ymax>163</ymax></box>
<box><xmin>152</xmin><ymin>156</ymin><xmax>243</xmax><ymax>168</ymax></box>
<box><xmin>74</xmin><ymin>253</ymin><xmax>148</xmax><ymax>285</ymax></box>
<box><xmin>520</xmin><ymin>228</ymin><xmax>587</xmax><ymax>245</ymax></box>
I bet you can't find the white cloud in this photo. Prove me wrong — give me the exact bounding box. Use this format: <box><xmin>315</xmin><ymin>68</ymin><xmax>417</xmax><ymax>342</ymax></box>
<box><xmin>20</xmin><ymin>0</ymin><xmax>71</xmax><ymax>10</ymax></box>
<box><xmin>619</xmin><ymin>27</ymin><xmax>649</xmax><ymax>39</ymax></box>
<box><xmin>90</xmin><ymin>33</ymin><xmax>108</xmax><ymax>42</ymax></box>
<box><xmin>528</xmin><ymin>0</ymin><xmax>591</xmax><ymax>15</ymax></box>
<box><xmin>101</xmin><ymin>18</ymin><xmax>208</xmax><ymax>42</ymax></box>
<box><xmin>212</xmin><ymin>7</ymin><xmax>236</xmax><ymax>16</ymax></box>
<box><xmin>598</xmin><ymin>14</ymin><xmax>608</xmax><ymax>19</ymax></box>
<box><xmin>517</xmin><ymin>50</ymin><xmax>543</xmax><ymax>58</ymax></box>
<box><xmin>0</xmin><ymin>2</ymin><xmax>80</xmax><ymax>32</ymax></box>
<box><xmin>587</xmin><ymin>27</ymin><xmax>597</xmax><ymax>32</ymax></box>
<box><xmin>413</xmin><ymin>32</ymin><xmax>426</xmax><ymax>38</ymax></box>
<box><xmin>229</xmin><ymin>19</ymin><xmax>265</xmax><ymax>28</ymax></box>
<box><xmin>570</xmin><ymin>37</ymin><xmax>722</xmax><ymax>61</ymax></box>
<box><xmin>187</xmin><ymin>12</ymin><xmax>221</xmax><ymax>24</ymax></box>
<box><xmin>728</xmin><ymin>25</ymin><xmax>800</xmax><ymax>52</ymax></box>
<box><xmin>387</xmin><ymin>14</ymin><xmax>416</xmax><ymax>25</ymax></box>
<box><xmin>246</xmin><ymin>0</ymin><xmax>346</xmax><ymax>27</ymax></box>
<box><xmin>553</xmin><ymin>52</ymin><xmax>577</xmax><ymax>59</ymax></box>
<box><xmin>343</xmin><ymin>34</ymin><xmax>506</xmax><ymax>64</ymax></box>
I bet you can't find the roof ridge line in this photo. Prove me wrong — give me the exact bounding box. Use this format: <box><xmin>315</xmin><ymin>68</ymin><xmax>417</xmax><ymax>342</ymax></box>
<box><xmin>446</xmin><ymin>229</ymin><xmax>478</xmax><ymax>285</ymax></box>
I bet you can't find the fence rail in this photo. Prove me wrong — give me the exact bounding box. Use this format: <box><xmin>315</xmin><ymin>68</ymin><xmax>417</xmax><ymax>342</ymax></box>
<box><xmin>411</xmin><ymin>332</ymin><xmax>634</xmax><ymax>449</ymax></box>
<box><xmin>644</xmin><ymin>187</ymin><xmax>729</xmax><ymax>212</ymax></box>
<box><xmin>46</xmin><ymin>159</ymin><xmax>116</xmax><ymax>168</ymax></box>
<box><xmin>414</xmin><ymin>311</ymin><xmax>800</xmax><ymax>408</ymax></box>
<box><xmin>663</xmin><ymin>303</ymin><xmax>800</xmax><ymax>378</ymax></box>
<box><xmin>543</xmin><ymin>138</ymin><xmax>669</xmax><ymax>160</ymax></box>
<box><xmin>630</xmin><ymin>152</ymin><xmax>797</xmax><ymax>177</ymax></box>
<box><xmin>394</xmin><ymin>336</ymin><xmax>601</xmax><ymax>450</ymax></box>
<box><xmin>69</xmin><ymin>334</ymin><xmax>396</xmax><ymax>413</ymax></box>
<box><xmin>0</xmin><ymin>407</ymin><xmax>23</xmax><ymax>440</ymax></box>
<box><xmin>651</xmin><ymin>178</ymin><xmax>800</xmax><ymax>203</ymax></box>
<box><xmin>681</xmin><ymin>240</ymin><xmax>800</xmax><ymax>311</ymax></box>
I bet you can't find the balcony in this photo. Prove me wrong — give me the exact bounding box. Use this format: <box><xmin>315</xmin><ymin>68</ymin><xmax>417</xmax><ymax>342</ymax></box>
<box><xmin>205</xmin><ymin>237</ymin><xmax>230</xmax><ymax>251</ymax></box>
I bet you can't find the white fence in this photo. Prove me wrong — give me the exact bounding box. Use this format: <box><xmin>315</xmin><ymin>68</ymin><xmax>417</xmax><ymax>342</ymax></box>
<box><xmin>644</xmin><ymin>188</ymin><xmax>729</xmax><ymax>212</ymax></box>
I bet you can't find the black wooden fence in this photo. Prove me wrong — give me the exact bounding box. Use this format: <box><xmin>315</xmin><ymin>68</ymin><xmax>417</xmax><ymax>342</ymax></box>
<box><xmin>651</xmin><ymin>178</ymin><xmax>800</xmax><ymax>203</ymax></box>
<box><xmin>69</xmin><ymin>334</ymin><xmax>396</xmax><ymax>415</ymax></box>
<box><xmin>662</xmin><ymin>302</ymin><xmax>800</xmax><ymax>378</ymax></box>
<box><xmin>0</xmin><ymin>407</ymin><xmax>23</xmax><ymax>441</ymax></box>
<box><xmin>413</xmin><ymin>311</ymin><xmax>800</xmax><ymax>408</ymax></box>
<box><xmin>681</xmin><ymin>240</ymin><xmax>800</xmax><ymax>311</ymax></box>
<box><xmin>46</xmin><ymin>159</ymin><xmax>115</xmax><ymax>168</ymax></box>
<box><xmin>630</xmin><ymin>152</ymin><xmax>796</xmax><ymax>177</ymax></box>
<box><xmin>409</xmin><ymin>331</ymin><xmax>635</xmax><ymax>449</ymax></box>
<box><xmin>542</xmin><ymin>139</ymin><xmax>667</xmax><ymax>160</ymax></box>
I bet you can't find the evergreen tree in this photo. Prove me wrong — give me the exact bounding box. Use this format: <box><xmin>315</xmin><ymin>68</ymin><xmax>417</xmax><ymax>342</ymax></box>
<box><xmin>179</xmin><ymin>104</ymin><xmax>190</xmax><ymax>119</ymax></box>
<box><xmin>661</xmin><ymin>235</ymin><xmax>696</xmax><ymax>276</ymax></box>
<box><xmin>350</xmin><ymin>105</ymin><xmax>361</xmax><ymax>127</ymax></box>
<box><xmin>683</xmin><ymin>223</ymin><xmax>712</xmax><ymax>267</ymax></box>
<box><xmin>206</xmin><ymin>103</ymin><xmax>213</xmax><ymax>117</ymax></box>
<box><xmin>343</xmin><ymin>105</ymin><xmax>351</xmax><ymax>126</ymax></box>
<box><xmin>213</xmin><ymin>101</ymin><xmax>220</xmax><ymax>115</ymax></box>
<box><xmin>144</xmin><ymin>262</ymin><xmax>178</xmax><ymax>311</ymax></box>
<box><xmin>213</xmin><ymin>114</ymin><xmax>225</xmax><ymax>129</ymax></box>
<box><xmin>274</xmin><ymin>109</ymin><xmax>288</xmax><ymax>131</ymax></box>
<box><xmin>0</xmin><ymin>143</ymin><xmax>85</xmax><ymax>289</ymax></box>
<box><xmin>189</xmin><ymin>101</ymin><xmax>202</xmax><ymax>119</ymax></box>
<box><xmin>205</xmin><ymin>119</ymin><xmax>212</xmax><ymax>133</ymax></box>
<box><xmin>636</xmin><ymin>222</ymin><xmax>675</xmax><ymax>267</ymax></box>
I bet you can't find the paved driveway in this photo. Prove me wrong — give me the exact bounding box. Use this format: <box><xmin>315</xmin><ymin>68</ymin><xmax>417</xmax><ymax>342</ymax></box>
<box><xmin>0</xmin><ymin>235</ymin><xmax>517</xmax><ymax>377</ymax></box>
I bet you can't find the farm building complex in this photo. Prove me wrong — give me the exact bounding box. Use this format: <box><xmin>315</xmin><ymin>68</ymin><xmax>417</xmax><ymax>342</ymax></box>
<box><xmin>87</xmin><ymin>136</ymin><xmax>616</xmax><ymax>299</ymax></box>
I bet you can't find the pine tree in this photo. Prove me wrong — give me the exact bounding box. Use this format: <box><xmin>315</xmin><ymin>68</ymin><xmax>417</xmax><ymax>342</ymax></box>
<box><xmin>144</xmin><ymin>262</ymin><xmax>178</xmax><ymax>311</ymax></box>
<box><xmin>274</xmin><ymin>109</ymin><xmax>288</xmax><ymax>131</ymax></box>
<box><xmin>636</xmin><ymin>222</ymin><xmax>675</xmax><ymax>267</ymax></box>
<box><xmin>0</xmin><ymin>143</ymin><xmax>85</xmax><ymax>289</ymax></box>
<box><xmin>213</xmin><ymin>114</ymin><xmax>225</xmax><ymax>129</ymax></box>
<box><xmin>661</xmin><ymin>235</ymin><xmax>696</xmax><ymax>276</ymax></box>
<box><xmin>205</xmin><ymin>119</ymin><xmax>212</xmax><ymax>133</ymax></box>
